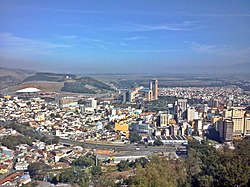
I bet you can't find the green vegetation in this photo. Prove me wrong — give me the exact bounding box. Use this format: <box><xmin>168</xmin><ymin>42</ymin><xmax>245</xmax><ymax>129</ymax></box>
<box><xmin>61</xmin><ymin>81</ymin><xmax>96</xmax><ymax>94</ymax></box>
<box><xmin>61</xmin><ymin>77</ymin><xmax>114</xmax><ymax>93</ymax></box>
<box><xmin>96</xmin><ymin>173</ymin><xmax>116</xmax><ymax>187</ymax></box>
<box><xmin>145</xmin><ymin>96</ymin><xmax>177</xmax><ymax>111</ymax></box>
<box><xmin>50</xmin><ymin>154</ymin><xmax>100</xmax><ymax>186</ymax></box>
<box><xmin>186</xmin><ymin>139</ymin><xmax>250</xmax><ymax>187</ymax></box>
<box><xmin>127</xmin><ymin>157</ymin><xmax>188</xmax><ymax>187</ymax></box>
<box><xmin>118</xmin><ymin>78</ymin><xmax>226</xmax><ymax>89</ymax></box>
<box><xmin>72</xmin><ymin>155</ymin><xmax>96</xmax><ymax>168</ymax></box>
<box><xmin>22</xmin><ymin>72</ymin><xmax>114</xmax><ymax>94</ymax></box>
<box><xmin>1</xmin><ymin>135</ymin><xmax>33</xmax><ymax>149</ymax></box>
<box><xmin>50</xmin><ymin>167</ymin><xmax>89</xmax><ymax>186</ymax></box>
<box><xmin>91</xmin><ymin>165</ymin><xmax>102</xmax><ymax>176</ymax></box>
<box><xmin>24</xmin><ymin>73</ymin><xmax>61</xmax><ymax>82</ymax></box>
<box><xmin>118</xmin><ymin>80</ymin><xmax>141</xmax><ymax>89</ymax></box>
<box><xmin>28</xmin><ymin>162</ymin><xmax>51</xmax><ymax>180</ymax></box>
<box><xmin>78</xmin><ymin>77</ymin><xmax>113</xmax><ymax>91</ymax></box>
<box><xmin>129</xmin><ymin>132</ymin><xmax>142</xmax><ymax>143</ymax></box>
<box><xmin>117</xmin><ymin>160</ymin><xmax>131</xmax><ymax>171</ymax></box>
<box><xmin>117</xmin><ymin>158</ymin><xmax>149</xmax><ymax>172</ymax></box>
<box><xmin>23</xmin><ymin>72</ymin><xmax>76</xmax><ymax>82</ymax></box>
<box><xmin>3</xmin><ymin>122</ymin><xmax>59</xmax><ymax>145</ymax></box>
<box><xmin>100</xmin><ymin>139</ymin><xmax>250</xmax><ymax>187</ymax></box>
<box><xmin>4</xmin><ymin>123</ymin><xmax>249</xmax><ymax>187</ymax></box>
<box><xmin>153</xmin><ymin>139</ymin><xmax>164</xmax><ymax>146</ymax></box>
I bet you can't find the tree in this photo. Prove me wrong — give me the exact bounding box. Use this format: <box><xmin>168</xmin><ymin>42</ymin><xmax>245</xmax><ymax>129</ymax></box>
<box><xmin>50</xmin><ymin>113</ymin><xmax>55</xmax><ymax>118</ymax></box>
<box><xmin>129</xmin><ymin>132</ymin><xmax>142</xmax><ymax>143</ymax></box>
<box><xmin>127</xmin><ymin>157</ymin><xmax>188</xmax><ymax>187</ymax></box>
<box><xmin>129</xmin><ymin>157</ymin><xmax>149</xmax><ymax>169</ymax></box>
<box><xmin>56</xmin><ymin>168</ymin><xmax>89</xmax><ymax>186</ymax></box>
<box><xmin>134</xmin><ymin>157</ymin><xmax>149</xmax><ymax>168</ymax></box>
<box><xmin>28</xmin><ymin>162</ymin><xmax>51</xmax><ymax>180</ymax></box>
<box><xmin>58</xmin><ymin>169</ymin><xmax>75</xmax><ymax>183</ymax></box>
<box><xmin>148</xmin><ymin>142</ymin><xmax>153</xmax><ymax>146</ymax></box>
<box><xmin>186</xmin><ymin>139</ymin><xmax>250</xmax><ymax>187</ymax></box>
<box><xmin>154</xmin><ymin>139</ymin><xmax>163</xmax><ymax>146</ymax></box>
<box><xmin>91</xmin><ymin>166</ymin><xmax>102</xmax><ymax>176</ymax></box>
<box><xmin>72</xmin><ymin>156</ymin><xmax>95</xmax><ymax>168</ymax></box>
<box><xmin>1</xmin><ymin>135</ymin><xmax>33</xmax><ymax>149</ymax></box>
<box><xmin>117</xmin><ymin>160</ymin><xmax>130</xmax><ymax>171</ymax></box>
<box><xmin>96</xmin><ymin>173</ymin><xmax>115</xmax><ymax>187</ymax></box>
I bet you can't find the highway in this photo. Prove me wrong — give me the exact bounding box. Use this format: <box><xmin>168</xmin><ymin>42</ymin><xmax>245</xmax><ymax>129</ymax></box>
<box><xmin>59</xmin><ymin>138</ymin><xmax>185</xmax><ymax>152</ymax></box>
<box><xmin>0</xmin><ymin>121</ymin><xmax>186</xmax><ymax>154</ymax></box>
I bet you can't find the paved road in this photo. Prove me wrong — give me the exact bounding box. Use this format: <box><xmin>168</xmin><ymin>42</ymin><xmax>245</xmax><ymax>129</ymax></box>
<box><xmin>59</xmin><ymin>138</ymin><xmax>185</xmax><ymax>152</ymax></box>
<box><xmin>1</xmin><ymin>121</ymin><xmax>185</xmax><ymax>153</ymax></box>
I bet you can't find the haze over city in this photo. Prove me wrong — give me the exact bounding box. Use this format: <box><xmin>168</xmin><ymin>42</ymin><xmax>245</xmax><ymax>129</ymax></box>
<box><xmin>0</xmin><ymin>0</ymin><xmax>250</xmax><ymax>74</ymax></box>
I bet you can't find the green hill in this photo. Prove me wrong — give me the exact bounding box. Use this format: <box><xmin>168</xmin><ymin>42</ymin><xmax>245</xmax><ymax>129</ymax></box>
<box><xmin>61</xmin><ymin>77</ymin><xmax>114</xmax><ymax>94</ymax></box>
<box><xmin>78</xmin><ymin>77</ymin><xmax>114</xmax><ymax>91</ymax></box>
<box><xmin>61</xmin><ymin>81</ymin><xmax>96</xmax><ymax>94</ymax></box>
<box><xmin>23</xmin><ymin>72</ymin><xmax>76</xmax><ymax>82</ymax></box>
<box><xmin>0</xmin><ymin>69</ymin><xmax>114</xmax><ymax>94</ymax></box>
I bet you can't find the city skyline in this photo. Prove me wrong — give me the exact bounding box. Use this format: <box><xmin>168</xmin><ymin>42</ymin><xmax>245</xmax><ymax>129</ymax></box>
<box><xmin>0</xmin><ymin>0</ymin><xmax>250</xmax><ymax>74</ymax></box>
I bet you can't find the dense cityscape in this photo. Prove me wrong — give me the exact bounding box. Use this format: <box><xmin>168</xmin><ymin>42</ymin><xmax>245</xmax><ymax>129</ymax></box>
<box><xmin>0</xmin><ymin>75</ymin><xmax>249</xmax><ymax>186</ymax></box>
<box><xmin>1</xmin><ymin>0</ymin><xmax>250</xmax><ymax>186</ymax></box>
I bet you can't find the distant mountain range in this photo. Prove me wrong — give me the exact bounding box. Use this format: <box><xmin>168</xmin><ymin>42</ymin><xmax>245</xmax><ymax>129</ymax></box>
<box><xmin>0</xmin><ymin>67</ymin><xmax>35</xmax><ymax>90</ymax></box>
<box><xmin>0</xmin><ymin>67</ymin><xmax>114</xmax><ymax>93</ymax></box>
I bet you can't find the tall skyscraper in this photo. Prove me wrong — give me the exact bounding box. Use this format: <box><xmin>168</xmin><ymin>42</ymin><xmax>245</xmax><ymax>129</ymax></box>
<box><xmin>175</xmin><ymin>99</ymin><xmax>188</xmax><ymax>120</ymax></box>
<box><xmin>150</xmin><ymin>79</ymin><xmax>158</xmax><ymax>100</ymax></box>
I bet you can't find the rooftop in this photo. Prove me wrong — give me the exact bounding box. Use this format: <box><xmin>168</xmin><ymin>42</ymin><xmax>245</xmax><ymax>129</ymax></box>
<box><xmin>16</xmin><ymin>87</ymin><xmax>41</xmax><ymax>93</ymax></box>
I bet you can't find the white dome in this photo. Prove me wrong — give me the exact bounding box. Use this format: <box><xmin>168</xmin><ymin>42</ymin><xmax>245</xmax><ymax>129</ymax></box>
<box><xmin>16</xmin><ymin>87</ymin><xmax>41</xmax><ymax>93</ymax></box>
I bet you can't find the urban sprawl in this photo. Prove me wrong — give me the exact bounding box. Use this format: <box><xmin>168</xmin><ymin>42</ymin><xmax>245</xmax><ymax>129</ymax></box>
<box><xmin>0</xmin><ymin>79</ymin><xmax>250</xmax><ymax>186</ymax></box>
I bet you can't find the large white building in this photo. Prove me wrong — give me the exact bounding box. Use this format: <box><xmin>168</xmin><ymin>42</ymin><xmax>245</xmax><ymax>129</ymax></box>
<box><xmin>80</xmin><ymin>98</ymin><xmax>97</xmax><ymax>113</ymax></box>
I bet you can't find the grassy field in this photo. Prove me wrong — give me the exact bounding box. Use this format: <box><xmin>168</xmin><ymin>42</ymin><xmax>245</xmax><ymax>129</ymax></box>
<box><xmin>1</xmin><ymin>81</ymin><xmax>64</xmax><ymax>92</ymax></box>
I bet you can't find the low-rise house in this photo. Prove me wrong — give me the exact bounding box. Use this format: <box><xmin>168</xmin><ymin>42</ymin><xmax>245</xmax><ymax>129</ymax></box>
<box><xmin>0</xmin><ymin>165</ymin><xmax>9</xmax><ymax>174</ymax></box>
<box><xmin>15</xmin><ymin>162</ymin><xmax>29</xmax><ymax>171</ymax></box>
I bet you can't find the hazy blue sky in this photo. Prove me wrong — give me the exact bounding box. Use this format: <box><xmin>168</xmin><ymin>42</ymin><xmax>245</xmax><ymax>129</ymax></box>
<box><xmin>0</xmin><ymin>0</ymin><xmax>250</xmax><ymax>73</ymax></box>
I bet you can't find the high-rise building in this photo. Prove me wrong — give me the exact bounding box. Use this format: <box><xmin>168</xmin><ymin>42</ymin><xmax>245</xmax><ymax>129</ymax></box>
<box><xmin>175</xmin><ymin>99</ymin><xmax>188</xmax><ymax>120</ymax></box>
<box><xmin>223</xmin><ymin>120</ymin><xmax>233</xmax><ymax>142</ymax></box>
<box><xmin>232</xmin><ymin>117</ymin><xmax>244</xmax><ymax>135</ymax></box>
<box><xmin>157</xmin><ymin>113</ymin><xmax>169</xmax><ymax>127</ymax></box>
<box><xmin>216</xmin><ymin>120</ymin><xmax>224</xmax><ymax>138</ymax></box>
<box><xmin>193</xmin><ymin>119</ymin><xmax>203</xmax><ymax>135</ymax></box>
<box><xmin>80</xmin><ymin>98</ymin><xmax>97</xmax><ymax>113</ymax></box>
<box><xmin>187</xmin><ymin>107</ymin><xmax>195</xmax><ymax>122</ymax></box>
<box><xmin>224</xmin><ymin>108</ymin><xmax>245</xmax><ymax>136</ymax></box>
<box><xmin>149</xmin><ymin>79</ymin><xmax>158</xmax><ymax>100</ymax></box>
<box><xmin>59</xmin><ymin>97</ymin><xmax>78</xmax><ymax>109</ymax></box>
<box><xmin>217</xmin><ymin>119</ymin><xmax>233</xmax><ymax>141</ymax></box>
<box><xmin>145</xmin><ymin>90</ymin><xmax>153</xmax><ymax>101</ymax></box>
<box><xmin>244</xmin><ymin>112</ymin><xmax>250</xmax><ymax>135</ymax></box>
